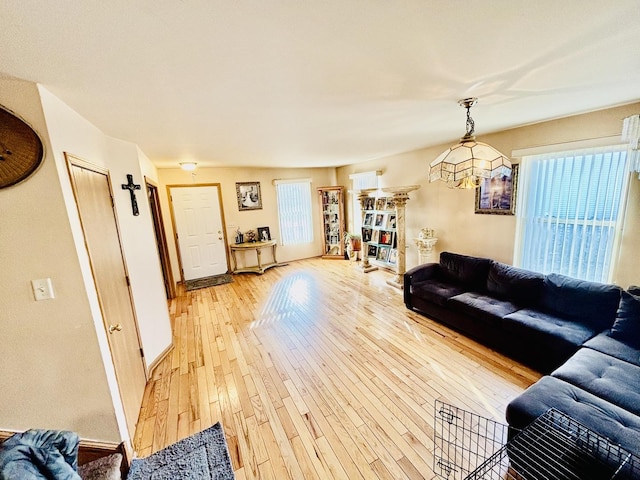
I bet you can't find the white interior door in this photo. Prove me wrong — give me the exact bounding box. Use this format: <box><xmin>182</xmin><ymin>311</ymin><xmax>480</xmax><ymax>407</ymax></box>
<box><xmin>170</xmin><ymin>185</ymin><xmax>228</xmax><ymax>280</ymax></box>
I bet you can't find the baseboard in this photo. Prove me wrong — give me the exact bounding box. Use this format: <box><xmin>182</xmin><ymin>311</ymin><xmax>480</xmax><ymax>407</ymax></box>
<box><xmin>147</xmin><ymin>342</ymin><xmax>174</xmax><ymax>375</ymax></box>
<box><xmin>0</xmin><ymin>430</ymin><xmax>129</xmax><ymax>477</ymax></box>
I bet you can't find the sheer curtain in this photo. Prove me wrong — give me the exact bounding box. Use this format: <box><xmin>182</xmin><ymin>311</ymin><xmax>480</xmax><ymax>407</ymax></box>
<box><xmin>516</xmin><ymin>145</ymin><xmax>629</xmax><ymax>282</ymax></box>
<box><xmin>274</xmin><ymin>179</ymin><xmax>313</xmax><ymax>245</ymax></box>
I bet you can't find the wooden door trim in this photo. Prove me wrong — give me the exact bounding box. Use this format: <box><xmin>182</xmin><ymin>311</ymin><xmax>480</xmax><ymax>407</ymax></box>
<box><xmin>64</xmin><ymin>152</ymin><xmax>148</xmax><ymax>382</ymax></box>
<box><xmin>145</xmin><ymin>177</ymin><xmax>176</xmax><ymax>299</ymax></box>
<box><xmin>167</xmin><ymin>183</ymin><xmax>231</xmax><ymax>283</ymax></box>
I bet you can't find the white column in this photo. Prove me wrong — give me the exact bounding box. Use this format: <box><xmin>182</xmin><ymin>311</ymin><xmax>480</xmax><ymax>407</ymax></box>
<box><xmin>382</xmin><ymin>185</ymin><xmax>420</xmax><ymax>289</ymax></box>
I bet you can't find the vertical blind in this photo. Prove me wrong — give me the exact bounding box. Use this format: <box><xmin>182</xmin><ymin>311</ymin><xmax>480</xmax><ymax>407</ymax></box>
<box><xmin>275</xmin><ymin>180</ymin><xmax>314</xmax><ymax>245</ymax></box>
<box><xmin>517</xmin><ymin>146</ymin><xmax>628</xmax><ymax>282</ymax></box>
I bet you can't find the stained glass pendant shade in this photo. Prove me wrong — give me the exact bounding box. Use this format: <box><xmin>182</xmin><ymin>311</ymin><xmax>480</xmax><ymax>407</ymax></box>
<box><xmin>429</xmin><ymin>98</ymin><xmax>511</xmax><ymax>189</ymax></box>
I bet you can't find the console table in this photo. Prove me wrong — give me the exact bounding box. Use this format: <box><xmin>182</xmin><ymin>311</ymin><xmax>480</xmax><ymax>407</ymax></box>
<box><xmin>230</xmin><ymin>240</ymin><xmax>283</xmax><ymax>274</ymax></box>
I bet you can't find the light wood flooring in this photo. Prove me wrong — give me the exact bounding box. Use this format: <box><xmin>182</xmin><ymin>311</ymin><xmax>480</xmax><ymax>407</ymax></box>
<box><xmin>133</xmin><ymin>258</ymin><xmax>540</xmax><ymax>479</ymax></box>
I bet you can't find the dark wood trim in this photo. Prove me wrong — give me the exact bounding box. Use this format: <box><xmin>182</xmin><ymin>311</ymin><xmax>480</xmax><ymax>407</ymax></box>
<box><xmin>145</xmin><ymin>177</ymin><xmax>176</xmax><ymax>299</ymax></box>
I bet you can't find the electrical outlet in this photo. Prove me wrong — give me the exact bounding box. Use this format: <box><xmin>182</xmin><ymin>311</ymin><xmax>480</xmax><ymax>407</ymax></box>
<box><xmin>32</xmin><ymin>278</ymin><xmax>55</xmax><ymax>301</ymax></box>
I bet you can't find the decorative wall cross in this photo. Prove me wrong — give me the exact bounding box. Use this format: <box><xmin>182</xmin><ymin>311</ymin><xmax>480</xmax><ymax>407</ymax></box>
<box><xmin>121</xmin><ymin>174</ymin><xmax>141</xmax><ymax>216</ymax></box>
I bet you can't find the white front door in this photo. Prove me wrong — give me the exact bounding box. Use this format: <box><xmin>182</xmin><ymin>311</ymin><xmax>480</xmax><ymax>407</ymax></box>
<box><xmin>170</xmin><ymin>185</ymin><xmax>228</xmax><ymax>280</ymax></box>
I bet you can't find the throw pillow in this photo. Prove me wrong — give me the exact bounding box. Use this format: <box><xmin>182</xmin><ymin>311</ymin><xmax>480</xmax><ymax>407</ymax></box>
<box><xmin>610</xmin><ymin>291</ymin><xmax>640</xmax><ymax>347</ymax></box>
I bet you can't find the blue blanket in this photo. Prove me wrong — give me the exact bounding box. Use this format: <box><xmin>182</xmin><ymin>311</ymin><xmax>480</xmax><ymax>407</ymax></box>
<box><xmin>0</xmin><ymin>429</ymin><xmax>81</xmax><ymax>480</ymax></box>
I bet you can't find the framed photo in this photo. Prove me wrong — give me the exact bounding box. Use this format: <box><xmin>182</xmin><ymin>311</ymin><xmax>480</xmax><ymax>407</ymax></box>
<box><xmin>375</xmin><ymin>197</ymin><xmax>387</xmax><ymax>211</ymax></box>
<box><xmin>371</xmin><ymin>230</ymin><xmax>379</xmax><ymax>244</ymax></box>
<box><xmin>364</xmin><ymin>197</ymin><xmax>375</xmax><ymax>210</ymax></box>
<box><xmin>361</xmin><ymin>228</ymin><xmax>372</xmax><ymax>242</ymax></box>
<box><xmin>257</xmin><ymin>226</ymin><xmax>271</xmax><ymax>242</ymax></box>
<box><xmin>367</xmin><ymin>244</ymin><xmax>378</xmax><ymax>257</ymax></box>
<box><xmin>379</xmin><ymin>230</ymin><xmax>393</xmax><ymax>245</ymax></box>
<box><xmin>388</xmin><ymin>249</ymin><xmax>398</xmax><ymax>265</ymax></box>
<box><xmin>475</xmin><ymin>164</ymin><xmax>519</xmax><ymax>215</ymax></box>
<box><xmin>387</xmin><ymin>214</ymin><xmax>397</xmax><ymax>229</ymax></box>
<box><xmin>385</xmin><ymin>198</ymin><xmax>396</xmax><ymax>210</ymax></box>
<box><xmin>236</xmin><ymin>181</ymin><xmax>262</xmax><ymax>211</ymax></box>
<box><xmin>374</xmin><ymin>213</ymin><xmax>385</xmax><ymax>227</ymax></box>
<box><xmin>377</xmin><ymin>246</ymin><xmax>390</xmax><ymax>262</ymax></box>
<box><xmin>363</xmin><ymin>212</ymin><xmax>374</xmax><ymax>226</ymax></box>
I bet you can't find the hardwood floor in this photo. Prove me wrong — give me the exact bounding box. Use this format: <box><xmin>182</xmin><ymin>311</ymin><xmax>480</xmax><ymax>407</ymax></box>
<box><xmin>133</xmin><ymin>258</ymin><xmax>540</xmax><ymax>479</ymax></box>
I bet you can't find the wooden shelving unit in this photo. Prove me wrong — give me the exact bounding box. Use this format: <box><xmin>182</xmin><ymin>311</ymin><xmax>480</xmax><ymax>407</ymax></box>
<box><xmin>317</xmin><ymin>186</ymin><xmax>345</xmax><ymax>259</ymax></box>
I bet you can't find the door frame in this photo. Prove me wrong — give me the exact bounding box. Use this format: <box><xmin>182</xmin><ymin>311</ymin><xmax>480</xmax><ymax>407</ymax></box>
<box><xmin>167</xmin><ymin>183</ymin><xmax>231</xmax><ymax>283</ymax></box>
<box><xmin>145</xmin><ymin>177</ymin><xmax>176</xmax><ymax>299</ymax></box>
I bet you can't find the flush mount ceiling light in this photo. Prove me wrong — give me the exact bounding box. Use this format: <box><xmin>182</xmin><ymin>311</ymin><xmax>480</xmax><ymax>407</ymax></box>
<box><xmin>429</xmin><ymin>98</ymin><xmax>511</xmax><ymax>189</ymax></box>
<box><xmin>179</xmin><ymin>162</ymin><xmax>197</xmax><ymax>171</ymax></box>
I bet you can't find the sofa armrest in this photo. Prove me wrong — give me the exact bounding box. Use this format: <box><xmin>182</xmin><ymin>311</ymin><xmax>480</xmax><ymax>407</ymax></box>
<box><xmin>404</xmin><ymin>263</ymin><xmax>441</xmax><ymax>307</ymax></box>
<box><xmin>405</xmin><ymin>263</ymin><xmax>440</xmax><ymax>283</ymax></box>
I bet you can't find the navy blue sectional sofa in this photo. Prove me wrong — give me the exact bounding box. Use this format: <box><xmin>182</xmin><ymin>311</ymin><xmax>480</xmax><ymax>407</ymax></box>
<box><xmin>404</xmin><ymin>251</ymin><xmax>640</xmax><ymax>455</ymax></box>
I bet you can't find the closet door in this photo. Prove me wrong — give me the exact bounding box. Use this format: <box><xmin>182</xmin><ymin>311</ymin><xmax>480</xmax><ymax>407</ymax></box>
<box><xmin>67</xmin><ymin>154</ymin><xmax>147</xmax><ymax>437</ymax></box>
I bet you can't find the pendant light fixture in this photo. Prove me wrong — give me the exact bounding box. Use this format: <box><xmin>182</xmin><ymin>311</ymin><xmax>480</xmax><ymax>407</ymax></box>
<box><xmin>429</xmin><ymin>98</ymin><xmax>511</xmax><ymax>189</ymax></box>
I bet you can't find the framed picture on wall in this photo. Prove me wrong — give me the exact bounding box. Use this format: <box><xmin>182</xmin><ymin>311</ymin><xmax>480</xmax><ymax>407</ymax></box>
<box><xmin>236</xmin><ymin>181</ymin><xmax>262</xmax><ymax>211</ymax></box>
<box><xmin>475</xmin><ymin>164</ymin><xmax>519</xmax><ymax>215</ymax></box>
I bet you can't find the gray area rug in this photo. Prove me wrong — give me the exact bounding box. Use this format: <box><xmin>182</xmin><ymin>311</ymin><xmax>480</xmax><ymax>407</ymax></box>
<box><xmin>185</xmin><ymin>274</ymin><xmax>233</xmax><ymax>291</ymax></box>
<box><xmin>127</xmin><ymin>423</ymin><xmax>234</xmax><ymax>479</ymax></box>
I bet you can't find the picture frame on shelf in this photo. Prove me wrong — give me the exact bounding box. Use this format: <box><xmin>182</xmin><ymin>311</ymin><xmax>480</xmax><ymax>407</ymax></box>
<box><xmin>374</xmin><ymin>213</ymin><xmax>385</xmax><ymax>227</ymax></box>
<box><xmin>371</xmin><ymin>230</ymin><xmax>380</xmax><ymax>244</ymax></box>
<box><xmin>375</xmin><ymin>197</ymin><xmax>387</xmax><ymax>210</ymax></box>
<box><xmin>367</xmin><ymin>244</ymin><xmax>378</xmax><ymax>257</ymax></box>
<box><xmin>363</xmin><ymin>212</ymin><xmax>374</xmax><ymax>226</ymax></box>
<box><xmin>257</xmin><ymin>226</ymin><xmax>271</xmax><ymax>242</ymax></box>
<box><xmin>387</xmin><ymin>214</ymin><xmax>397</xmax><ymax>229</ymax></box>
<box><xmin>379</xmin><ymin>230</ymin><xmax>393</xmax><ymax>245</ymax></box>
<box><xmin>362</xmin><ymin>228</ymin><xmax>372</xmax><ymax>242</ymax></box>
<box><xmin>475</xmin><ymin>164</ymin><xmax>519</xmax><ymax>215</ymax></box>
<box><xmin>364</xmin><ymin>197</ymin><xmax>375</xmax><ymax>210</ymax></box>
<box><xmin>388</xmin><ymin>249</ymin><xmax>398</xmax><ymax>265</ymax></box>
<box><xmin>236</xmin><ymin>181</ymin><xmax>262</xmax><ymax>211</ymax></box>
<box><xmin>385</xmin><ymin>198</ymin><xmax>396</xmax><ymax>210</ymax></box>
<box><xmin>377</xmin><ymin>246</ymin><xmax>390</xmax><ymax>262</ymax></box>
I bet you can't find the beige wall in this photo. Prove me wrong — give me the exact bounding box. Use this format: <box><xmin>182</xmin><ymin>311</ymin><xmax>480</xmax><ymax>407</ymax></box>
<box><xmin>337</xmin><ymin>102</ymin><xmax>640</xmax><ymax>288</ymax></box>
<box><xmin>0</xmin><ymin>77</ymin><xmax>120</xmax><ymax>440</ymax></box>
<box><xmin>0</xmin><ymin>78</ymin><xmax>174</xmax><ymax>443</ymax></box>
<box><xmin>157</xmin><ymin>167</ymin><xmax>336</xmax><ymax>281</ymax></box>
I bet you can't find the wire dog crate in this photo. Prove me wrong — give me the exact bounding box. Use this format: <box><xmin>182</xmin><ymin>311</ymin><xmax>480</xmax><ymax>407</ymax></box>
<box><xmin>433</xmin><ymin>400</ymin><xmax>510</xmax><ymax>479</ymax></box>
<box><xmin>434</xmin><ymin>401</ymin><xmax>640</xmax><ymax>480</ymax></box>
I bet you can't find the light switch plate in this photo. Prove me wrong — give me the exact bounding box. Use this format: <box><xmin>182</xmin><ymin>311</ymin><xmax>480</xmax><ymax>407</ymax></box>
<box><xmin>32</xmin><ymin>278</ymin><xmax>55</xmax><ymax>301</ymax></box>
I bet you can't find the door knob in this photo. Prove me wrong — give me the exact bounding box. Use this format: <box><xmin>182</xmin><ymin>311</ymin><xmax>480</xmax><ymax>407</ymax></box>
<box><xmin>108</xmin><ymin>324</ymin><xmax>123</xmax><ymax>334</ymax></box>
<box><xmin>219</xmin><ymin>237</ymin><xmax>223</xmax><ymax>240</ymax></box>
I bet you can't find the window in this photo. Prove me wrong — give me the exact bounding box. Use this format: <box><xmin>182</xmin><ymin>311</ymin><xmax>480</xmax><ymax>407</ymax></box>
<box><xmin>275</xmin><ymin>179</ymin><xmax>313</xmax><ymax>245</ymax></box>
<box><xmin>515</xmin><ymin>145</ymin><xmax>629</xmax><ymax>282</ymax></box>
<box><xmin>349</xmin><ymin>170</ymin><xmax>381</xmax><ymax>233</ymax></box>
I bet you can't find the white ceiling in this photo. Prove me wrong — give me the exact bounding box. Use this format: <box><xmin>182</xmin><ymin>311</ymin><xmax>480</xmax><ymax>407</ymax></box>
<box><xmin>2</xmin><ymin>1</ymin><xmax>639</xmax><ymax>169</ymax></box>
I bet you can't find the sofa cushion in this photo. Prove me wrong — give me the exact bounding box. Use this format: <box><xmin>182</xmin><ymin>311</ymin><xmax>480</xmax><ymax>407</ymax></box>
<box><xmin>448</xmin><ymin>292</ymin><xmax>519</xmax><ymax>327</ymax></box>
<box><xmin>583</xmin><ymin>333</ymin><xmax>640</xmax><ymax>367</ymax></box>
<box><xmin>506</xmin><ymin>376</ymin><xmax>640</xmax><ymax>456</ymax></box>
<box><xmin>503</xmin><ymin>308</ymin><xmax>596</xmax><ymax>364</ymax></box>
<box><xmin>551</xmin><ymin>348</ymin><xmax>640</xmax><ymax>416</ymax></box>
<box><xmin>486</xmin><ymin>261</ymin><xmax>544</xmax><ymax>306</ymax></box>
<box><xmin>410</xmin><ymin>280</ymin><xmax>466</xmax><ymax>307</ymax></box>
<box><xmin>540</xmin><ymin>273</ymin><xmax>621</xmax><ymax>331</ymax></box>
<box><xmin>439</xmin><ymin>252</ymin><xmax>491</xmax><ymax>290</ymax></box>
<box><xmin>610</xmin><ymin>291</ymin><xmax>640</xmax><ymax>348</ymax></box>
